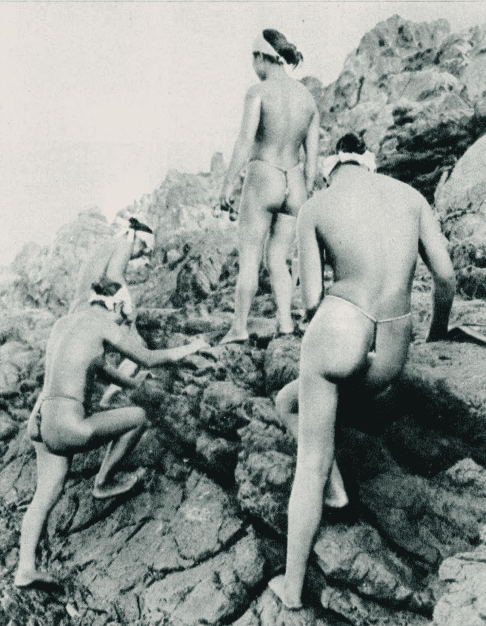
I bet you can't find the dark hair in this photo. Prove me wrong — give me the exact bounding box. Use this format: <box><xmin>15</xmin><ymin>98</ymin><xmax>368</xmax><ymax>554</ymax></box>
<box><xmin>259</xmin><ymin>29</ymin><xmax>303</xmax><ymax>68</ymax></box>
<box><xmin>335</xmin><ymin>133</ymin><xmax>366</xmax><ymax>155</ymax></box>
<box><xmin>128</xmin><ymin>217</ymin><xmax>153</xmax><ymax>234</ymax></box>
<box><xmin>90</xmin><ymin>279</ymin><xmax>122</xmax><ymax>309</ymax></box>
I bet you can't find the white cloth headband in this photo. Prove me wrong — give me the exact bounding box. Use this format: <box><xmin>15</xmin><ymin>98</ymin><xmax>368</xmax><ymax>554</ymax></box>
<box><xmin>88</xmin><ymin>288</ymin><xmax>126</xmax><ymax>312</ymax></box>
<box><xmin>322</xmin><ymin>150</ymin><xmax>377</xmax><ymax>182</ymax></box>
<box><xmin>253</xmin><ymin>33</ymin><xmax>282</xmax><ymax>62</ymax></box>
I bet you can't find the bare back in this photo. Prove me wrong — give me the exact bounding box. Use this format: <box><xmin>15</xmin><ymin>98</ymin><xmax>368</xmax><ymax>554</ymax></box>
<box><xmin>252</xmin><ymin>77</ymin><xmax>316</xmax><ymax>167</ymax></box>
<box><xmin>43</xmin><ymin>311</ymin><xmax>110</xmax><ymax>403</ymax></box>
<box><xmin>306</xmin><ymin>167</ymin><xmax>423</xmax><ymax>318</ymax></box>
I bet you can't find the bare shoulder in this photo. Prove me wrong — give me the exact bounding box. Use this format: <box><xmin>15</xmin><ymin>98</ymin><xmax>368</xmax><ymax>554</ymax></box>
<box><xmin>296</xmin><ymin>80</ymin><xmax>318</xmax><ymax>106</ymax></box>
<box><xmin>99</xmin><ymin>316</ymin><xmax>125</xmax><ymax>347</ymax></box>
<box><xmin>375</xmin><ymin>173</ymin><xmax>426</xmax><ymax>208</ymax></box>
<box><xmin>49</xmin><ymin>315</ymin><xmax>70</xmax><ymax>340</ymax></box>
<box><xmin>245</xmin><ymin>83</ymin><xmax>262</xmax><ymax>101</ymax></box>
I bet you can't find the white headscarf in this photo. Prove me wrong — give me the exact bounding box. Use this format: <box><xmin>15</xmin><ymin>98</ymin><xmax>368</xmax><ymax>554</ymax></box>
<box><xmin>252</xmin><ymin>32</ymin><xmax>282</xmax><ymax>63</ymax></box>
<box><xmin>88</xmin><ymin>284</ymin><xmax>133</xmax><ymax>315</ymax></box>
<box><xmin>322</xmin><ymin>150</ymin><xmax>377</xmax><ymax>182</ymax></box>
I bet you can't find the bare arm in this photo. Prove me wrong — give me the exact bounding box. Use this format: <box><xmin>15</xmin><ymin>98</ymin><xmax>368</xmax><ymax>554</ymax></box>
<box><xmin>97</xmin><ymin>361</ymin><xmax>139</xmax><ymax>389</ymax></box>
<box><xmin>103</xmin><ymin>324</ymin><xmax>210</xmax><ymax>368</ymax></box>
<box><xmin>418</xmin><ymin>200</ymin><xmax>455</xmax><ymax>341</ymax></box>
<box><xmin>297</xmin><ymin>202</ymin><xmax>323</xmax><ymax>314</ymax></box>
<box><xmin>219</xmin><ymin>86</ymin><xmax>261</xmax><ymax>208</ymax></box>
<box><xmin>303</xmin><ymin>106</ymin><xmax>319</xmax><ymax>196</ymax></box>
<box><xmin>70</xmin><ymin>241</ymin><xmax>115</xmax><ymax>312</ymax></box>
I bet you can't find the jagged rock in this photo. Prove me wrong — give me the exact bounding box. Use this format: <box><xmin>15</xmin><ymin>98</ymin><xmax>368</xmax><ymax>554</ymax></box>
<box><xmin>11</xmin><ymin>208</ymin><xmax>113</xmax><ymax>313</ymax></box>
<box><xmin>314</xmin><ymin>523</ymin><xmax>433</xmax><ymax>611</ymax></box>
<box><xmin>201</xmin><ymin>344</ymin><xmax>265</xmax><ymax>393</ymax></box>
<box><xmin>0</xmin><ymin>342</ymin><xmax>39</xmax><ymax>397</ymax></box>
<box><xmin>43</xmin><ymin>468</ymin><xmax>257</xmax><ymax>624</ymax></box>
<box><xmin>264</xmin><ymin>335</ymin><xmax>301</xmax><ymax>396</ymax></box>
<box><xmin>434</xmin><ymin>133</ymin><xmax>486</xmax><ymax>297</ymax></box>
<box><xmin>143</xmin><ymin>529</ymin><xmax>265</xmax><ymax>626</ymax></box>
<box><xmin>0</xmin><ymin>307</ymin><xmax>57</xmax><ymax>352</ymax></box>
<box><xmin>0</xmin><ymin>411</ymin><xmax>18</xmax><ymax>441</ymax></box>
<box><xmin>236</xmin><ymin>450</ymin><xmax>295</xmax><ymax>534</ymax></box>
<box><xmin>445</xmin><ymin>457</ymin><xmax>486</xmax><ymax>495</ymax></box>
<box><xmin>171</xmin><ymin>472</ymin><xmax>243</xmax><ymax>561</ymax></box>
<box><xmin>200</xmin><ymin>381</ymin><xmax>253</xmax><ymax>438</ymax></box>
<box><xmin>195</xmin><ymin>431</ymin><xmax>239</xmax><ymax>473</ymax></box>
<box><xmin>318</xmin><ymin>584</ymin><xmax>430</xmax><ymax>626</ymax></box>
<box><xmin>432</xmin><ymin>533</ymin><xmax>486</xmax><ymax>625</ymax></box>
<box><xmin>0</xmin><ymin>430</ymin><xmax>36</xmax><ymax>505</ymax></box>
<box><xmin>308</xmin><ymin>15</ymin><xmax>486</xmax><ymax>202</ymax></box>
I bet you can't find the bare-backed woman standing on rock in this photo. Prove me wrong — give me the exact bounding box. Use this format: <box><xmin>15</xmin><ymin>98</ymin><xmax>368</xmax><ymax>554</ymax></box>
<box><xmin>219</xmin><ymin>29</ymin><xmax>319</xmax><ymax>344</ymax></box>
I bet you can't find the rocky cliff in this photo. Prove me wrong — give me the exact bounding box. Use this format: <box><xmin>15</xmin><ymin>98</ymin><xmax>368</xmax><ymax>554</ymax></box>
<box><xmin>1</xmin><ymin>14</ymin><xmax>486</xmax><ymax>626</ymax></box>
<box><xmin>303</xmin><ymin>15</ymin><xmax>486</xmax><ymax>202</ymax></box>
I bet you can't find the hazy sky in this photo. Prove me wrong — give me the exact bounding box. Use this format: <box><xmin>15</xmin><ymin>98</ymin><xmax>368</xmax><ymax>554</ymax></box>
<box><xmin>1</xmin><ymin>1</ymin><xmax>485</xmax><ymax>266</ymax></box>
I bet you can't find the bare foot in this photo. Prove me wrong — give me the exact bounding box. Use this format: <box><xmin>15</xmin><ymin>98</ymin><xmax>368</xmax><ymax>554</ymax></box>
<box><xmin>324</xmin><ymin>492</ymin><xmax>349</xmax><ymax>509</ymax></box>
<box><xmin>276</xmin><ymin>321</ymin><xmax>295</xmax><ymax>336</ymax></box>
<box><xmin>268</xmin><ymin>575</ymin><xmax>303</xmax><ymax>610</ymax></box>
<box><xmin>219</xmin><ymin>329</ymin><xmax>249</xmax><ymax>345</ymax></box>
<box><xmin>99</xmin><ymin>386</ymin><xmax>122</xmax><ymax>409</ymax></box>
<box><xmin>15</xmin><ymin>569</ymin><xmax>63</xmax><ymax>592</ymax></box>
<box><xmin>93</xmin><ymin>468</ymin><xmax>146</xmax><ymax>500</ymax></box>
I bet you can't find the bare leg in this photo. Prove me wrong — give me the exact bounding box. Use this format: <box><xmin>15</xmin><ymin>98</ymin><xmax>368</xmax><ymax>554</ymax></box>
<box><xmin>15</xmin><ymin>443</ymin><xmax>70</xmax><ymax>587</ymax></box>
<box><xmin>266</xmin><ymin>214</ymin><xmax>296</xmax><ymax>334</ymax></box>
<box><xmin>275</xmin><ymin>380</ymin><xmax>348</xmax><ymax>508</ymax></box>
<box><xmin>99</xmin><ymin>359</ymin><xmax>139</xmax><ymax>408</ymax></box>
<box><xmin>43</xmin><ymin>403</ymin><xmax>146</xmax><ymax>451</ymax></box>
<box><xmin>272</xmin><ymin>299</ymin><xmax>374</xmax><ymax>607</ymax></box>
<box><xmin>100</xmin><ymin>324</ymin><xmax>145</xmax><ymax>408</ymax></box>
<box><xmin>93</xmin><ymin>421</ymin><xmax>147</xmax><ymax>499</ymax></box>
<box><xmin>220</xmin><ymin>183</ymin><xmax>273</xmax><ymax>345</ymax></box>
<box><xmin>278</xmin><ymin>371</ymin><xmax>338</xmax><ymax>607</ymax></box>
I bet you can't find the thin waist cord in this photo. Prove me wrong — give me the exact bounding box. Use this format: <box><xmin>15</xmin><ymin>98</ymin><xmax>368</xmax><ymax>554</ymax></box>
<box><xmin>250</xmin><ymin>158</ymin><xmax>300</xmax><ymax>198</ymax></box>
<box><xmin>325</xmin><ymin>294</ymin><xmax>411</xmax><ymax>324</ymax></box>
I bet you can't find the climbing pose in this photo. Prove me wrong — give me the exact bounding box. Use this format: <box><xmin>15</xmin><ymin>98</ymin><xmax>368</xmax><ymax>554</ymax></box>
<box><xmin>219</xmin><ymin>29</ymin><xmax>319</xmax><ymax>344</ymax></box>
<box><xmin>15</xmin><ymin>279</ymin><xmax>208</xmax><ymax>590</ymax></box>
<box><xmin>269</xmin><ymin>133</ymin><xmax>455</xmax><ymax>609</ymax></box>
<box><xmin>70</xmin><ymin>216</ymin><xmax>155</xmax><ymax>407</ymax></box>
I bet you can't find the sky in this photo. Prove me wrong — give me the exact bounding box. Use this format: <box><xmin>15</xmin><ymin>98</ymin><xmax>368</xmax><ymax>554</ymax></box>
<box><xmin>0</xmin><ymin>0</ymin><xmax>485</xmax><ymax>266</ymax></box>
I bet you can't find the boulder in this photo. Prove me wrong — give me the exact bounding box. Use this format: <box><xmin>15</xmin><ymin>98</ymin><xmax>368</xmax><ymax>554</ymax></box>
<box><xmin>432</xmin><ymin>528</ymin><xmax>486</xmax><ymax>626</ymax></box>
<box><xmin>308</xmin><ymin>15</ymin><xmax>486</xmax><ymax>202</ymax></box>
<box><xmin>200</xmin><ymin>381</ymin><xmax>253</xmax><ymax>438</ymax></box>
<box><xmin>264</xmin><ymin>335</ymin><xmax>301</xmax><ymax>396</ymax></box>
<box><xmin>11</xmin><ymin>208</ymin><xmax>113</xmax><ymax>313</ymax></box>
<box><xmin>435</xmin><ymin>133</ymin><xmax>486</xmax><ymax>297</ymax></box>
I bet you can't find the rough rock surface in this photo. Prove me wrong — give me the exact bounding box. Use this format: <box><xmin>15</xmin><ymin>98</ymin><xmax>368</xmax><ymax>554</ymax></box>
<box><xmin>435</xmin><ymin>132</ymin><xmax>486</xmax><ymax>297</ymax></box>
<box><xmin>304</xmin><ymin>16</ymin><xmax>486</xmax><ymax>202</ymax></box>
<box><xmin>1</xmin><ymin>278</ymin><xmax>486</xmax><ymax>626</ymax></box>
<box><xmin>3</xmin><ymin>14</ymin><xmax>486</xmax><ymax>626</ymax></box>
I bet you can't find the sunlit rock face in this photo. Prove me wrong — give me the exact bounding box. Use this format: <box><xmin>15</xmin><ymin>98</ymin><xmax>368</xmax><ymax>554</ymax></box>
<box><xmin>434</xmin><ymin>133</ymin><xmax>486</xmax><ymax>298</ymax></box>
<box><xmin>3</xmin><ymin>14</ymin><xmax>486</xmax><ymax>626</ymax></box>
<box><xmin>3</xmin><ymin>297</ymin><xmax>486</xmax><ymax>625</ymax></box>
<box><xmin>10</xmin><ymin>208</ymin><xmax>113</xmax><ymax>313</ymax></box>
<box><xmin>303</xmin><ymin>16</ymin><xmax>486</xmax><ymax>202</ymax></box>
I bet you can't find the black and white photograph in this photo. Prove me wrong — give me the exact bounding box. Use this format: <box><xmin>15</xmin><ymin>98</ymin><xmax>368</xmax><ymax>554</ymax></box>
<box><xmin>1</xmin><ymin>1</ymin><xmax>486</xmax><ymax>624</ymax></box>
